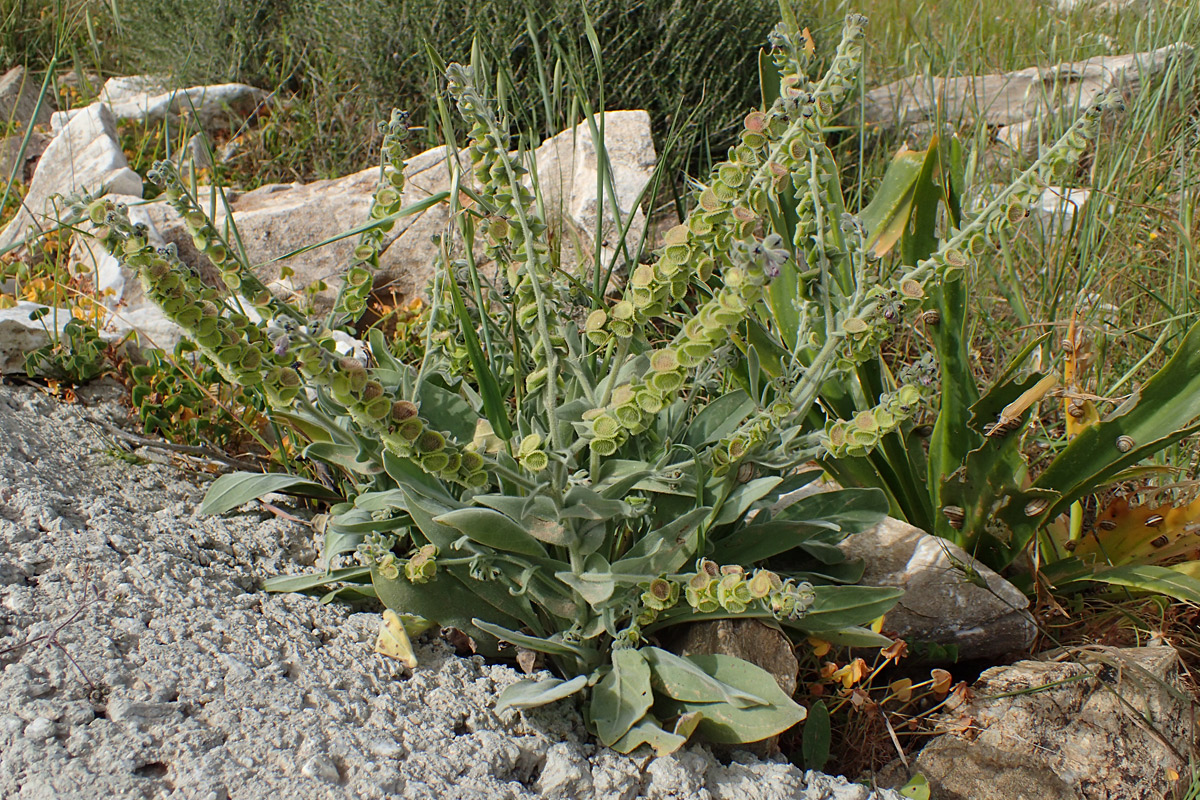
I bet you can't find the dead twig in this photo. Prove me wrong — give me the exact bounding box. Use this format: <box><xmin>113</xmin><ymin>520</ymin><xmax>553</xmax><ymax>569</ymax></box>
<box><xmin>89</xmin><ymin>417</ymin><xmax>263</xmax><ymax>472</ymax></box>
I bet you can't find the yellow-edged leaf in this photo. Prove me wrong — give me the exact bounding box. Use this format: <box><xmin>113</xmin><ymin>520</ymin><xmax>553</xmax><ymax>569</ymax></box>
<box><xmin>375</xmin><ymin>609</ymin><xmax>418</xmax><ymax>669</ymax></box>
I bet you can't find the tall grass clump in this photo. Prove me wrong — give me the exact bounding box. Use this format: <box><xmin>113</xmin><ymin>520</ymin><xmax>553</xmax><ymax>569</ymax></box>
<box><xmin>109</xmin><ymin>0</ymin><xmax>790</xmax><ymax>183</ymax></box>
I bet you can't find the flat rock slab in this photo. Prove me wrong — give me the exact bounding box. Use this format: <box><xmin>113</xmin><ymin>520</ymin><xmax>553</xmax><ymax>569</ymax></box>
<box><xmin>52</xmin><ymin>77</ymin><xmax>267</xmax><ymax>136</ymax></box>
<box><xmin>0</xmin><ymin>381</ymin><xmax>900</xmax><ymax>800</ymax></box>
<box><xmin>861</xmin><ymin>43</ymin><xmax>1192</xmax><ymax>140</ymax></box>
<box><xmin>911</xmin><ymin>646</ymin><xmax>1194</xmax><ymax>800</ymax></box>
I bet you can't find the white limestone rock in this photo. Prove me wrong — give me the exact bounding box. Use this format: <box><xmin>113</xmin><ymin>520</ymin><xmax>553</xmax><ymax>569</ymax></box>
<box><xmin>0</xmin><ymin>104</ymin><xmax>142</xmax><ymax>252</ymax></box>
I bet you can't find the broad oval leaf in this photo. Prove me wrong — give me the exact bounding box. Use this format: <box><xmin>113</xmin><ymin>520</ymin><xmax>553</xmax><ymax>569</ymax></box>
<box><xmin>303</xmin><ymin>441</ymin><xmax>382</xmax><ymax>475</ymax></box>
<box><xmin>591</xmin><ymin>649</ymin><xmax>653</xmax><ymax>746</ymax></box>
<box><xmin>610</xmin><ymin>715</ymin><xmax>688</xmax><ymax>757</ymax></box>
<box><xmin>652</xmin><ymin>653</ymin><xmax>806</xmax><ymax>744</ymax></box>
<box><xmin>713</xmin><ymin>477</ymin><xmax>784</xmax><ymax>526</ymax></box>
<box><xmin>773</xmin><ymin>487</ymin><xmax>890</xmax><ymax>533</ymax></box>
<box><xmin>642</xmin><ymin>647</ymin><xmax>766</xmax><ymax>708</ymax></box>
<box><xmin>435</xmin><ymin>507</ymin><xmax>548</xmax><ymax>557</ymax></box>
<box><xmin>496</xmin><ymin>675</ymin><xmax>589</xmax><ymax>713</ymax></box>
<box><xmin>684</xmin><ymin>391</ymin><xmax>755</xmax><ymax>448</ymax></box>
<box><xmin>801</xmin><ymin>699</ymin><xmax>830</xmax><ymax>770</ymax></box>
<box><xmin>200</xmin><ymin>472</ymin><xmax>341</xmax><ymax>515</ymax></box>
<box><xmin>373</xmin><ymin>566</ymin><xmax>526</xmax><ymax>658</ymax></box>
<box><xmin>556</xmin><ymin>553</ymin><xmax>616</xmax><ymax>604</ymax></box>
<box><xmin>415</xmin><ymin>379</ymin><xmax>478</xmax><ymax>442</ymax></box>
<box><xmin>785</xmin><ymin>585</ymin><xmax>904</xmax><ymax>633</ymax></box>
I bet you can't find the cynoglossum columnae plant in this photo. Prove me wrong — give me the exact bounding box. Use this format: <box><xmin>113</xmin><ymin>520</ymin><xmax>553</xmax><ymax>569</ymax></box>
<box><xmin>74</xmin><ymin>7</ymin><xmax>1127</xmax><ymax>754</ymax></box>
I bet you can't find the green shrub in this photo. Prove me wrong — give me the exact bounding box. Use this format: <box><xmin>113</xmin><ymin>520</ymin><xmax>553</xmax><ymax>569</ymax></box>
<box><xmin>79</xmin><ymin>8</ymin><xmax>1108</xmax><ymax>752</ymax></box>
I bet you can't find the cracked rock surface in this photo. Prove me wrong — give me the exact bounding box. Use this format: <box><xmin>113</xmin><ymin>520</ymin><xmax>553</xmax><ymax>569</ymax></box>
<box><xmin>0</xmin><ymin>380</ymin><xmax>899</xmax><ymax>800</ymax></box>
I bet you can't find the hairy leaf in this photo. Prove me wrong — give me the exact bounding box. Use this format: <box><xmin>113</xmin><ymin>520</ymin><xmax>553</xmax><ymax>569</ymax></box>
<box><xmin>642</xmin><ymin>647</ymin><xmax>767</xmax><ymax>708</ymax></box>
<box><xmin>652</xmin><ymin>654</ymin><xmax>806</xmax><ymax>744</ymax></box>
<box><xmin>496</xmin><ymin>675</ymin><xmax>588</xmax><ymax>712</ymax></box>
<box><xmin>591</xmin><ymin>649</ymin><xmax>654</xmax><ymax>746</ymax></box>
<box><xmin>200</xmin><ymin>472</ymin><xmax>340</xmax><ymax>515</ymax></box>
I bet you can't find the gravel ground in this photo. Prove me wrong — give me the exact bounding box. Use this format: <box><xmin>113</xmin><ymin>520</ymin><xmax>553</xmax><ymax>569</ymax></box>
<box><xmin>0</xmin><ymin>379</ymin><xmax>900</xmax><ymax>800</ymax></box>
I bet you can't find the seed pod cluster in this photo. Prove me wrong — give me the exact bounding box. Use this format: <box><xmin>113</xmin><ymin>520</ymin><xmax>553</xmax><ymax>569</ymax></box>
<box><xmin>446</xmin><ymin>63</ymin><xmax>559</xmax><ymax>395</ymax></box>
<box><xmin>148</xmin><ymin>162</ymin><xmax>280</xmax><ymax>316</ymax></box>
<box><xmin>334</xmin><ymin>109</ymin><xmax>414</xmax><ymax>321</ymax></box>
<box><xmin>91</xmin><ymin>199</ymin><xmax>489</xmax><ymax>488</ymax></box>
<box><xmin>822</xmin><ymin>384</ymin><xmax>924</xmax><ymax>459</ymax></box>
<box><xmin>681</xmin><ymin>560</ymin><xmax>814</xmax><ymax>621</ymax></box>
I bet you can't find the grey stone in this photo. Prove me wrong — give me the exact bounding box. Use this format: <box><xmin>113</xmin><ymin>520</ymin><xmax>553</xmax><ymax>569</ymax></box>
<box><xmin>300</xmin><ymin>754</ymin><xmax>341</xmax><ymax>784</ymax></box>
<box><xmin>862</xmin><ymin>44</ymin><xmax>1192</xmax><ymax>142</ymax></box>
<box><xmin>533</xmin><ymin>109</ymin><xmax>656</xmax><ymax>276</ymax></box>
<box><xmin>52</xmin><ymin>77</ymin><xmax>267</xmax><ymax>136</ymax></box>
<box><xmin>0</xmin><ymin>66</ymin><xmax>55</xmax><ymax>133</ymax></box>
<box><xmin>0</xmin><ymin>302</ymin><xmax>103</xmax><ymax>374</ymax></box>
<box><xmin>24</xmin><ymin>717</ymin><xmax>55</xmax><ymax>741</ymax></box>
<box><xmin>909</xmin><ymin>646</ymin><xmax>1193</xmax><ymax>800</ymax></box>
<box><xmin>0</xmin><ymin>380</ymin><xmax>902</xmax><ymax>800</ymax></box>
<box><xmin>839</xmin><ymin>517</ymin><xmax>1035</xmax><ymax>660</ymax></box>
<box><xmin>0</xmin><ymin>103</ymin><xmax>142</xmax><ymax>252</ymax></box>
<box><xmin>0</xmin><ymin>130</ymin><xmax>50</xmax><ymax>184</ymax></box>
<box><xmin>536</xmin><ymin>743</ymin><xmax>594</xmax><ymax>797</ymax></box>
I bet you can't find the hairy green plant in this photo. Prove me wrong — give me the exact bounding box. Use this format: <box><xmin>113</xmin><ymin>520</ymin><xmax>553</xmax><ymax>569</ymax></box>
<box><xmin>126</xmin><ymin>342</ymin><xmax>270</xmax><ymax>451</ymax></box>
<box><xmin>22</xmin><ymin>307</ymin><xmax>106</xmax><ymax>382</ymax></box>
<box><xmin>73</xmin><ymin>8</ymin><xmax>1128</xmax><ymax>753</ymax></box>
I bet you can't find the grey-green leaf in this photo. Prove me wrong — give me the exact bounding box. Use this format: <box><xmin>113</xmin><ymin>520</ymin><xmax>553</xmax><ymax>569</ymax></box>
<box><xmin>199</xmin><ymin>472</ymin><xmax>341</xmax><ymax>515</ymax></box>
<box><xmin>651</xmin><ymin>654</ymin><xmax>806</xmax><ymax>744</ymax></box>
<box><xmin>496</xmin><ymin>675</ymin><xmax>589</xmax><ymax>713</ymax></box>
<box><xmin>610</xmin><ymin>715</ymin><xmax>688</xmax><ymax>756</ymax></box>
<box><xmin>801</xmin><ymin>699</ymin><xmax>831</xmax><ymax>770</ymax></box>
<box><xmin>591</xmin><ymin>649</ymin><xmax>653</xmax><ymax>746</ymax></box>
<box><xmin>435</xmin><ymin>507</ymin><xmax>548</xmax><ymax>557</ymax></box>
<box><xmin>642</xmin><ymin>647</ymin><xmax>767</xmax><ymax>708</ymax></box>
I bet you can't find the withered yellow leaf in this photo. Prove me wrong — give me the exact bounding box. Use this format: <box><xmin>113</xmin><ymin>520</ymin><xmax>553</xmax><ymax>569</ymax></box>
<box><xmin>375</xmin><ymin>609</ymin><xmax>418</xmax><ymax>669</ymax></box>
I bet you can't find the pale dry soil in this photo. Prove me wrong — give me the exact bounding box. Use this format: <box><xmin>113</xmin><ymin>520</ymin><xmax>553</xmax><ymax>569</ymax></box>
<box><xmin>0</xmin><ymin>379</ymin><xmax>899</xmax><ymax>800</ymax></box>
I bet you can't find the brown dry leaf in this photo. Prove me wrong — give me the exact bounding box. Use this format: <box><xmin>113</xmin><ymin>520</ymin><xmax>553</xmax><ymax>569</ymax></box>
<box><xmin>880</xmin><ymin>639</ymin><xmax>908</xmax><ymax>663</ymax></box>
<box><xmin>944</xmin><ymin>681</ymin><xmax>973</xmax><ymax>711</ymax></box>
<box><xmin>441</xmin><ymin>627</ymin><xmax>476</xmax><ymax>655</ymax></box>
<box><xmin>516</xmin><ymin>648</ymin><xmax>540</xmax><ymax>675</ymax></box>
<box><xmin>940</xmin><ymin>714</ymin><xmax>979</xmax><ymax>738</ymax></box>
<box><xmin>889</xmin><ymin>678</ymin><xmax>913</xmax><ymax>703</ymax></box>
<box><xmin>930</xmin><ymin>668</ymin><xmax>952</xmax><ymax>696</ymax></box>
<box><xmin>849</xmin><ymin>687</ymin><xmax>872</xmax><ymax>709</ymax></box>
